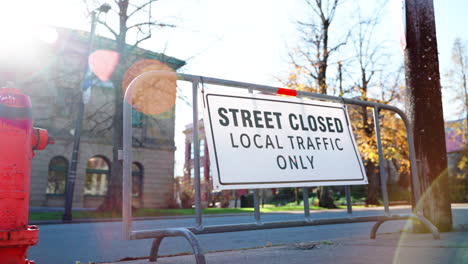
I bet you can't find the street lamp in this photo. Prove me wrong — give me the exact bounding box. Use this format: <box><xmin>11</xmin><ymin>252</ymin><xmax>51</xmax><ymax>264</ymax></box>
<box><xmin>63</xmin><ymin>3</ymin><xmax>111</xmax><ymax>222</ymax></box>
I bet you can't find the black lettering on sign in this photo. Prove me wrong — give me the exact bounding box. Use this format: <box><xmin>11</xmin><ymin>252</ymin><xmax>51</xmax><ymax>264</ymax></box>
<box><xmin>229</xmin><ymin>109</ymin><xmax>240</xmax><ymax>126</ymax></box>
<box><xmin>335</xmin><ymin>138</ymin><xmax>343</xmax><ymax>150</ymax></box>
<box><xmin>307</xmin><ymin>156</ymin><xmax>314</xmax><ymax>169</ymax></box>
<box><xmin>229</xmin><ymin>133</ymin><xmax>239</xmax><ymax>148</ymax></box>
<box><xmin>318</xmin><ymin>116</ymin><xmax>326</xmax><ymax>132</ymax></box>
<box><xmin>275</xmin><ymin>135</ymin><xmax>284</xmax><ymax>149</ymax></box>
<box><xmin>307</xmin><ymin>115</ymin><xmax>318</xmax><ymax>131</ymax></box>
<box><xmin>326</xmin><ymin>117</ymin><xmax>335</xmax><ymax>132</ymax></box>
<box><xmin>276</xmin><ymin>155</ymin><xmax>315</xmax><ymax>170</ymax></box>
<box><xmin>273</xmin><ymin>112</ymin><xmax>282</xmax><ymax>129</ymax></box>
<box><xmin>218</xmin><ymin>108</ymin><xmax>229</xmax><ymax>126</ymax></box>
<box><xmin>253</xmin><ymin>110</ymin><xmax>263</xmax><ymax>128</ymax></box>
<box><xmin>240</xmin><ymin>110</ymin><xmax>253</xmax><ymax>127</ymax></box>
<box><xmin>297</xmin><ymin>136</ymin><xmax>305</xmax><ymax>149</ymax></box>
<box><xmin>299</xmin><ymin>115</ymin><xmax>309</xmax><ymax>131</ymax></box>
<box><xmin>253</xmin><ymin>134</ymin><xmax>263</xmax><ymax>148</ymax></box>
<box><xmin>264</xmin><ymin>111</ymin><xmax>274</xmax><ymax>128</ymax></box>
<box><xmin>289</xmin><ymin>114</ymin><xmax>299</xmax><ymax>130</ymax></box>
<box><xmin>307</xmin><ymin>137</ymin><xmax>316</xmax><ymax>150</ymax></box>
<box><xmin>265</xmin><ymin>135</ymin><xmax>274</xmax><ymax>149</ymax></box>
<box><xmin>240</xmin><ymin>133</ymin><xmax>251</xmax><ymax>148</ymax></box>
<box><xmin>277</xmin><ymin>155</ymin><xmax>287</xmax><ymax>170</ymax></box>
<box><xmin>289</xmin><ymin>155</ymin><xmax>298</xmax><ymax>169</ymax></box>
<box><xmin>335</xmin><ymin>118</ymin><xmax>343</xmax><ymax>133</ymax></box>
<box><xmin>287</xmin><ymin>135</ymin><xmax>295</xmax><ymax>149</ymax></box>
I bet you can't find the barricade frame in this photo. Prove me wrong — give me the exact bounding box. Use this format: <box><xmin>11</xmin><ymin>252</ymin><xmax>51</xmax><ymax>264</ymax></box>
<box><xmin>122</xmin><ymin>71</ymin><xmax>440</xmax><ymax>263</ymax></box>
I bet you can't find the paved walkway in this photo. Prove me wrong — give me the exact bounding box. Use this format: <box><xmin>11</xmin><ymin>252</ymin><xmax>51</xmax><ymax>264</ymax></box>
<box><xmin>99</xmin><ymin>230</ymin><xmax>468</xmax><ymax>264</ymax></box>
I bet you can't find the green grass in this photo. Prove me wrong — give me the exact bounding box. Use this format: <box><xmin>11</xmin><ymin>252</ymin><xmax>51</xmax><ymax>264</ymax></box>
<box><xmin>29</xmin><ymin>196</ymin><xmax>376</xmax><ymax>221</ymax></box>
<box><xmin>29</xmin><ymin>204</ymin><xmax>359</xmax><ymax>221</ymax></box>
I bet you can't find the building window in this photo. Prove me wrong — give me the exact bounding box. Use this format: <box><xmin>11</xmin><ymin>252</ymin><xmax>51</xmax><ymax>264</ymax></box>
<box><xmin>46</xmin><ymin>156</ymin><xmax>68</xmax><ymax>195</ymax></box>
<box><xmin>84</xmin><ymin>156</ymin><xmax>110</xmax><ymax>196</ymax></box>
<box><xmin>190</xmin><ymin>140</ymin><xmax>204</xmax><ymax>159</ymax></box>
<box><xmin>199</xmin><ymin>139</ymin><xmax>205</xmax><ymax>157</ymax></box>
<box><xmin>200</xmin><ymin>166</ymin><xmax>205</xmax><ymax>183</ymax></box>
<box><xmin>189</xmin><ymin>167</ymin><xmax>204</xmax><ymax>181</ymax></box>
<box><xmin>132</xmin><ymin>162</ymin><xmax>143</xmax><ymax>197</ymax></box>
<box><xmin>190</xmin><ymin>142</ymin><xmax>194</xmax><ymax>160</ymax></box>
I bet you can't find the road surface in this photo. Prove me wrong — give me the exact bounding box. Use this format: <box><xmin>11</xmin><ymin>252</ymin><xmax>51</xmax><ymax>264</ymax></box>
<box><xmin>28</xmin><ymin>205</ymin><xmax>467</xmax><ymax>264</ymax></box>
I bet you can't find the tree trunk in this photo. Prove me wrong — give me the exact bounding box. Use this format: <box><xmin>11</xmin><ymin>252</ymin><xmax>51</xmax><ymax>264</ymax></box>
<box><xmin>404</xmin><ymin>0</ymin><xmax>452</xmax><ymax>231</ymax></box>
<box><xmin>98</xmin><ymin>68</ymin><xmax>125</xmax><ymax>213</ymax></box>
<box><xmin>295</xmin><ymin>187</ymin><xmax>300</xmax><ymax>205</ymax></box>
<box><xmin>365</xmin><ymin>160</ymin><xmax>380</xmax><ymax>205</ymax></box>
<box><xmin>318</xmin><ymin>186</ymin><xmax>336</xmax><ymax>208</ymax></box>
<box><xmin>98</xmin><ymin>1</ymin><xmax>129</xmax><ymax>213</ymax></box>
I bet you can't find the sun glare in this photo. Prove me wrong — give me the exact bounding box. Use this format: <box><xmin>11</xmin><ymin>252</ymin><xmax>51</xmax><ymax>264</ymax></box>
<box><xmin>38</xmin><ymin>27</ymin><xmax>59</xmax><ymax>44</ymax></box>
<box><xmin>0</xmin><ymin>1</ymin><xmax>60</xmax><ymax>78</ymax></box>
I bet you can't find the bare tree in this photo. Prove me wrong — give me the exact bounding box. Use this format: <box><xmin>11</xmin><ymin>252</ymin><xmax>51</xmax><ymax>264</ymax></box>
<box><xmin>445</xmin><ymin>37</ymin><xmax>468</xmax><ymax>129</ymax></box>
<box><xmin>349</xmin><ymin>4</ymin><xmax>384</xmax><ymax>205</ymax></box>
<box><xmin>444</xmin><ymin>38</ymin><xmax>468</xmax><ymax>198</ymax></box>
<box><xmin>287</xmin><ymin>0</ymin><xmax>348</xmax><ymax>94</ymax></box>
<box><xmin>84</xmin><ymin>0</ymin><xmax>176</xmax><ymax>213</ymax></box>
<box><xmin>285</xmin><ymin>0</ymin><xmax>348</xmax><ymax>208</ymax></box>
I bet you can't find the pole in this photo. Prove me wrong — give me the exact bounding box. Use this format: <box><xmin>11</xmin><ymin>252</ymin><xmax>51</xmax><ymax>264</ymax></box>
<box><xmin>63</xmin><ymin>11</ymin><xmax>98</xmax><ymax>221</ymax></box>
<box><xmin>192</xmin><ymin>81</ymin><xmax>203</xmax><ymax>230</ymax></box>
<box><xmin>404</xmin><ymin>0</ymin><xmax>452</xmax><ymax>231</ymax></box>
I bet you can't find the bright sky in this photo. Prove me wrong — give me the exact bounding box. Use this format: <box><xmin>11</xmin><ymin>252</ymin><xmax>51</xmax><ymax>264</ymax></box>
<box><xmin>1</xmin><ymin>0</ymin><xmax>466</xmax><ymax>177</ymax></box>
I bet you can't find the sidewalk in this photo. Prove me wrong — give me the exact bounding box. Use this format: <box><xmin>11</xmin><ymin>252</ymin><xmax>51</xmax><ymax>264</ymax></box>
<box><xmin>99</xmin><ymin>229</ymin><xmax>467</xmax><ymax>264</ymax></box>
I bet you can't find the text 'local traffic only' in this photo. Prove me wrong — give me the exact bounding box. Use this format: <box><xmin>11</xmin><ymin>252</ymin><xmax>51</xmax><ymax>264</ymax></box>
<box><xmin>201</xmin><ymin>89</ymin><xmax>367</xmax><ymax>190</ymax></box>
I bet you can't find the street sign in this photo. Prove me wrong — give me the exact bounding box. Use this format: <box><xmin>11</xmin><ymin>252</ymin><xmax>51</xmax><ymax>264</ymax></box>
<box><xmin>201</xmin><ymin>88</ymin><xmax>367</xmax><ymax>190</ymax></box>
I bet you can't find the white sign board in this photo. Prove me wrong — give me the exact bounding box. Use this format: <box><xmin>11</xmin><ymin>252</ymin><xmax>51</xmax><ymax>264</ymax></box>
<box><xmin>201</xmin><ymin>88</ymin><xmax>367</xmax><ymax>190</ymax></box>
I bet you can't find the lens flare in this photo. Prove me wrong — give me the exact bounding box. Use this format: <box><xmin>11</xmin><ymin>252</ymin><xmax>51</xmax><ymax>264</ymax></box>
<box><xmin>122</xmin><ymin>59</ymin><xmax>176</xmax><ymax>115</ymax></box>
<box><xmin>89</xmin><ymin>50</ymin><xmax>120</xmax><ymax>81</ymax></box>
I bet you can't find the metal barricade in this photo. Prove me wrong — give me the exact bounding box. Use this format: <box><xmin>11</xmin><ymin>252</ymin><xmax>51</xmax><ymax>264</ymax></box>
<box><xmin>122</xmin><ymin>71</ymin><xmax>440</xmax><ymax>263</ymax></box>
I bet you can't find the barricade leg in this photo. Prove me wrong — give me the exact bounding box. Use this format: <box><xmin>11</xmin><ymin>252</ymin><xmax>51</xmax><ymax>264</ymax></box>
<box><xmin>370</xmin><ymin>214</ymin><xmax>440</xmax><ymax>240</ymax></box>
<box><xmin>148</xmin><ymin>228</ymin><xmax>206</xmax><ymax>263</ymax></box>
<box><xmin>149</xmin><ymin>237</ymin><xmax>163</xmax><ymax>262</ymax></box>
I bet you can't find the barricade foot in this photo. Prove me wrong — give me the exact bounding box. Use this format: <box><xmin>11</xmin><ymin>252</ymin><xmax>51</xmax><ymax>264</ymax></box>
<box><xmin>148</xmin><ymin>228</ymin><xmax>206</xmax><ymax>263</ymax></box>
<box><xmin>370</xmin><ymin>220</ymin><xmax>385</xmax><ymax>239</ymax></box>
<box><xmin>370</xmin><ymin>214</ymin><xmax>440</xmax><ymax>240</ymax></box>
<box><xmin>410</xmin><ymin>214</ymin><xmax>440</xmax><ymax>239</ymax></box>
<box><xmin>149</xmin><ymin>237</ymin><xmax>163</xmax><ymax>262</ymax></box>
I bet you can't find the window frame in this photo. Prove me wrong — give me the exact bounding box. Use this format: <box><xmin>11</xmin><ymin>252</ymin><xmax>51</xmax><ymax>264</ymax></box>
<box><xmin>46</xmin><ymin>156</ymin><xmax>69</xmax><ymax>196</ymax></box>
<box><xmin>84</xmin><ymin>155</ymin><xmax>111</xmax><ymax>197</ymax></box>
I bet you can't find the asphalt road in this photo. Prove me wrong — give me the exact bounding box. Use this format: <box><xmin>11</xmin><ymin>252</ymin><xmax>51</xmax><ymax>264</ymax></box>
<box><xmin>27</xmin><ymin>206</ymin><xmax>468</xmax><ymax>264</ymax></box>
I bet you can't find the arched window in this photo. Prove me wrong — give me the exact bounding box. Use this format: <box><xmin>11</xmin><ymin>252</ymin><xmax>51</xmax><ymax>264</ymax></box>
<box><xmin>84</xmin><ymin>156</ymin><xmax>110</xmax><ymax>196</ymax></box>
<box><xmin>132</xmin><ymin>162</ymin><xmax>143</xmax><ymax>197</ymax></box>
<box><xmin>46</xmin><ymin>156</ymin><xmax>68</xmax><ymax>195</ymax></box>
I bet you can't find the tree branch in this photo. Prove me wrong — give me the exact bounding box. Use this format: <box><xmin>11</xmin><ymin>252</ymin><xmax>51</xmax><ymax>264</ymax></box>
<box><xmin>128</xmin><ymin>0</ymin><xmax>158</xmax><ymax>18</ymax></box>
<box><xmin>133</xmin><ymin>33</ymin><xmax>152</xmax><ymax>47</ymax></box>
<box><xmin>128</xmin><ymin>21</ymin><xmax>175</xmax><ymax>31</ymax></box>
<box><xmin>97</xmin><ymin>20</ymin><xmax>118</xmax><ymax>39</ymax></box>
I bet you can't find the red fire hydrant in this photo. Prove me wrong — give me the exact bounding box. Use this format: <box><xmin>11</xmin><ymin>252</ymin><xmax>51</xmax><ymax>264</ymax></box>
<box><xmin>0</xmin><ymin>84</ymin><xmax>54</xmax><ymax>264</ymax></box>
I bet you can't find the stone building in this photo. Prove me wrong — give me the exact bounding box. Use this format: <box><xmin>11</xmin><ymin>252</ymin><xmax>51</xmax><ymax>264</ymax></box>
<box><xmin>0</xmin><ymin>27</ymin><xmax>185</xmax><ymax>209</ymax></box>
